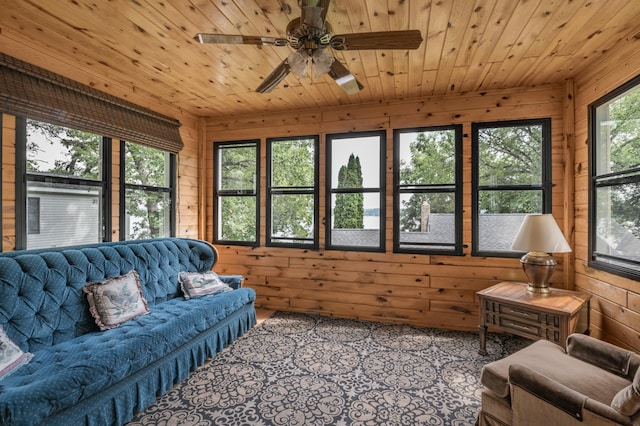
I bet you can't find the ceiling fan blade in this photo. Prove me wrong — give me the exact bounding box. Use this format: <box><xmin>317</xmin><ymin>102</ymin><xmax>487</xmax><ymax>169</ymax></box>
<box><xmin>195</xmin><ymin>33</ymin><xmax>289</xmax><ymax>46</ymax></box>
<box><xmin>330</xmin><ymin>30</ymin><xmax>423</xmax><ymax>50</ymax></box>
<box><xmin>328</xmin><ymin>60</ymin><xmax>363</xmax><ymax>95</ymax></box>
<box><xmin>256</xmin><ymin>60</ymin><xmax>291</xmax><ymax>93</ymax></box>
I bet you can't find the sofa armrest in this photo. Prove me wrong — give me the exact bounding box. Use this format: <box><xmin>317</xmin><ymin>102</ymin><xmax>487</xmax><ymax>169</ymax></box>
<box><xmin>566</xmin><ymin>334</ymin><xmax>637</xmax><ymax>378</ymax></box>
<box><xmin>509</xmin><ymin>363</ymin><xmax>630</xmax><ymax>424</ymax></box>
<box><xmin>218</xmin><ymin>275</ymin><xmax>244</xmax><ymax>290</ymax></box>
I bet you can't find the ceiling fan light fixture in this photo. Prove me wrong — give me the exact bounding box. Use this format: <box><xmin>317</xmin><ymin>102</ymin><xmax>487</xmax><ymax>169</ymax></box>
<box><xmin>287</xmin><ymin>50</ymin><xmax>309</xmax><ymax>77</ymax></box>
<box><xmin>312</xmin><ymin>49</ymin><xmax>334</xmax><ymax>78</ymax></box>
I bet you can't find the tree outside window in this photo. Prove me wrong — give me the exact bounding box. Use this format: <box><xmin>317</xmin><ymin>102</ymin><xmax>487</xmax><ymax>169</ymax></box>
<box><xmin>267</xmin><ymin>136</ymin><xmax>318</xmax><ymax>248</ymax></box>
<box><xmin>590</xmin><ymin>76</ymin><xmax>640</xmax><ymax>279</ymax></box>
<box><xmin>326</xmin><ymin>131</ymin><xmax>385</xmax><ymax>252</ymax></box>
<box><xmin>214</xmin><ymin>141</ymin><xmax>259</xmax><ymax>245</ymax></box>
<box><xmin>23</xmin><ymin>119</ymin><xmax>106</xmax><ymax>249</ymax></box>
<box><xmin>334</xmin><ymin>154</ymin><xmax>364</xmax><ymax>229</ymax></box>
<box><xmin>122</xmin><ymin>142</ymin><xmax>174</xmax><ymax>240</ymax></box>
<box><xmin>472</xmin><ymin>119</ymin><xmax>552</xmax><ymax>256</ymax></box>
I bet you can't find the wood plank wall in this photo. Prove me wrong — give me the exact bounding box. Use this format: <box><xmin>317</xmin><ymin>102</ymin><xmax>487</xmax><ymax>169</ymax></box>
<box><xmin>0</xmin><ymin>28</ymin><xmax>202</xmax><ymax>247</ymax></box>
<box><xmin>0</xmin><ymin>114</ymin><xmax>201</xmax><ymax>250</ymax></box>
<box><xmin>574</xmin><ymin>37</ymin><xmax>640</xmax><ymax>353</ymax></box>
<box><xmin>205</xmin><ymin>84</ymin><xmax>569</xmax><ymax>331</ymax></box>
<box><xmin>1</xmin><ymin>115</ymin><xmax>16</xmax><ymax>251</ymax></box>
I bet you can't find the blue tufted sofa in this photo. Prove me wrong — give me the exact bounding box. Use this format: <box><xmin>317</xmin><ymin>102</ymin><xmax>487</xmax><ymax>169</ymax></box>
<box><xmin>0</xmin><ymin>238</ymin><xmax>256</xmax><ymax>426</ymax></box>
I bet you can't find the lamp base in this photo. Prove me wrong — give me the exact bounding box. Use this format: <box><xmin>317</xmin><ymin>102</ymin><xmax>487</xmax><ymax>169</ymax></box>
<box><xmin>526</xmin><ymin>283</ymin><xmax>551</xmax><ymax>294</ymax></box>
<box><xmin>520</xmin><ymin>252</ymin><xmax>557</xmax><ymax>294</ymax></box>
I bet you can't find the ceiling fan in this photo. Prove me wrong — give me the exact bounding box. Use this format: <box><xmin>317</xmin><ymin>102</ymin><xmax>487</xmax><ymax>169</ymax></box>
<box><xmin>195</xmin><ymin>0</ymin><xmax>423</xmax><ymax>94</ymax></box>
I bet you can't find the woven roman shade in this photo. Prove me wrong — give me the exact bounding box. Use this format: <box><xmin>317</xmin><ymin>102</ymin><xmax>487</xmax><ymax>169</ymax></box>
<box><xmin>0</xmin><ymin>53</ymin><xmax>183</xmax><ymax>153</ymax></box>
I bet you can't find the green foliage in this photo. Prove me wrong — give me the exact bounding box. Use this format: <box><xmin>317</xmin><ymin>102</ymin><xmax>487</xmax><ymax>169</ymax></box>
<box><xmin>602</xmin><ymin>89</ymin><xmax>640</xmax><ymax>237</ymax></box>
<box><xmin>270</xmin><ymin>140</ymin><xmax>315</xmax><ymax>239</ymax></box>
<box><xmin>334</xmin><ymin>154</ymin><xmax>364</xmax><ymax>229</ymax></box>
<box><xmin>220</xmin><ymin>145</ymin><xmax>257</xmax><ymax>191</ymax></box>
<box><xmin>26</xmin><ymin>119</ymin><xmax>171</xmax><ymax>240</ymax></box>
<box><xmin>218</xmin><ymin>144</ymin><xmax>257</xmax><ymax>241</ymax></box>
<box><xmin>27</xmin><ymin>120</ymin><xmax>101</xmax><ymax>179</ymax></box>
<box><xmin>399</xmin><ymin>131</ymin><xmax>456</xmax><ymax>231</ymax></box>
<box><xmin>219</xmin><ymin>196</ymin><xmax>256</xmax><ymax>241</ymax></box>
<box><xmin>607</xmin><ymin>89</ymin><xmax>640</xmax><ymax>172</ymax></box>
<box><xmin>478</xmin><ymin>124</ymin><xmax>543</xmax><ymax>213</ymax></box>
<box><xmin>124</xmin><ymin>143</ymin><xmax>170</xmax><ymax>239</ymax></box>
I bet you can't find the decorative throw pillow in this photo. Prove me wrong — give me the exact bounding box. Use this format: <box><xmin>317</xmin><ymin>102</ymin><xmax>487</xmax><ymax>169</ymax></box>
<box><xmin>0</xmin><ymin>325</ymin><xmax>33</xmax><ymax>380</ymax></box>
<box><xmin>178</xmin><ymin>271</ymin><xmax>232</xmax><ymax>300</ymax></box>
<box><xmin>611</xmin><ymin>368</ymin><xmax>640</xmax><ymax>417</ymax></box>
<box><xmin>83</xmin><ymin>270</ymin><xmax>150</xmax><ymax>331</ymax></box>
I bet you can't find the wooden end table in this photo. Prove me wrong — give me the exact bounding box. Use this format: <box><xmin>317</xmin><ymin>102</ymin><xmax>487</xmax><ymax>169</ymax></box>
<box><xmin>478</xmin><ymin>281</ymin><xmax>590</xmax><ymax>355</ymax></box>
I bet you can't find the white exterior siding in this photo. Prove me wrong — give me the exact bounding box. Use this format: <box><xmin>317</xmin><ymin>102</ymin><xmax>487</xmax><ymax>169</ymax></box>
<box><xmin>27</xmin><ymin>185</ymin><xmax>101</xmax><ymax>249</ymax></box>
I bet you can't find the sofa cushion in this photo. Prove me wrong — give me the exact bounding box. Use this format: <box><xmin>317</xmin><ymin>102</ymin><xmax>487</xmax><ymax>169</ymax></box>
<box><xmin>179</xmin><ymin>271</ymin><xmax>232</xmax><ymax>300</ymax></box>
<box><xmin>0</xmin><ymin>287</ymin><xmax>256</xmax><ymax>424</ymax></box>
<box><xmin>83</xmin><ymin>270</ymin><xmax>150</xmax><ymax>330</ymax></box>
<box><xmin>481</xmin><ymin>339</ymin><xmax>631</xmax><ymax>404</ymax></box>
<box><xmin>0</xmin><ymin>239</ymin><xmax>217</xmax><ymax>352</ymax></box>
<box><xmin>0</xmin><ymin>326</ymin><xmax>32</xmax><ymax>380</ymax></box>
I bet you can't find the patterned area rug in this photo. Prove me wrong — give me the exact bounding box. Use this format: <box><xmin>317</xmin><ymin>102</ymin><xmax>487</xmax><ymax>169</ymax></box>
<box><xmin>128</xmin><ymin>312</ymin><xmax>528</xmax><ymax>426</ymax></box>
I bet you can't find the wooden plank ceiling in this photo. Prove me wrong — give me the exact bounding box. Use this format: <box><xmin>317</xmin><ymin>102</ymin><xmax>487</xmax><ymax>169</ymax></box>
<box><xmin>1</xmin><ymin>0</ymin><xmax>640</xmax><ymax>119</ymax></box>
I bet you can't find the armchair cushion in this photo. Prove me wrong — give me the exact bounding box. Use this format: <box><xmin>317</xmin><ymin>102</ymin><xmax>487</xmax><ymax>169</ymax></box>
<box><xmin>611</xmin><ymin>368</ymin><xmax>640</xmax><ymax>416</ymax></box>
<box><xmin>481</xmin><ymin>339</ymin><xmax>565</xmax><ymax>398</ymax></box>
<box><xmin>481</xmin><ymin>339</ymin><xmax>631</xmax><ymax>404</ymax></box>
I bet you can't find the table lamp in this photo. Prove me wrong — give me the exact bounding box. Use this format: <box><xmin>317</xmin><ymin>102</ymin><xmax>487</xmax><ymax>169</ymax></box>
<box><xmin>510</xmin><ymin>214</ymin><xmax>572</xmax><ymax>294</ymax></box>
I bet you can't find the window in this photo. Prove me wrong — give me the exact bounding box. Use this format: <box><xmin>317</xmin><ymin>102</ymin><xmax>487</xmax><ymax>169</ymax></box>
<box><xmin>214</xmin><ymin>140</ymin><xmax>260</xmax><ymax>246</ymax></box>
<box><xmin>589</xmin><ymin>75</ymin><xmax>640</xmax><ymax>280</ymax></box>
<box><xmin>121</xmin><ymin>141</ymin><xmax>175</xmax><ymax>240</ymax></box>
<box><xmin>394</xmin><ymin>125</ymin><xmax>463</xmax><ymax>254</ymax></box>
<box><xmin>18</xmin><ymin>118</ymin><xmax>110</xmax><ymax>249</ymax></box>
<box><xmin>267</xmin><ymin>136</ymin><xmax>319</xmax><ymax>248</ymax></box>
<box><xmin>472</xmin><ymin>119</ymin><xmax>552</xmax><ymax>256</ymax></box>
<box><xmin>326</xmin><ymin>131</ymin><xmax>385</xmax><ymax>252</ymax></box>
<box><xmin>27</xmin><ymin>197</ymin><xmax>40</xmax><ymax>234</ymax></box>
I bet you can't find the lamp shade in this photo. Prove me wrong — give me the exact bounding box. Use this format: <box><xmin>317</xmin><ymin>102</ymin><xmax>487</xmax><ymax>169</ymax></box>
<box><xmin>510</xmin><ymin>214</ymin><xmax>572</xmax><ymax>253</ymax></box>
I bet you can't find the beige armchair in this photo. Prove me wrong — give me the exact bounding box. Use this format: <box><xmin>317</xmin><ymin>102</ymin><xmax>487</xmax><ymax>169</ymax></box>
<box><xmin>478</xmin><ymin>333</ymin><xmax>640</xmax><ymax>425</ymax></box>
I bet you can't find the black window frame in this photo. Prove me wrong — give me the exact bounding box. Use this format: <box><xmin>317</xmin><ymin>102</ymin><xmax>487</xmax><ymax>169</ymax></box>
<box><xmin>471</xmin><ymin>118</ymin><xmax>553</xmax><ymax>257</ymax></box>
<box><xmin>588</xmin><ymin>74</ymin><xmax>640</xmax><ymax>281</ymax></box>
<box><xmin>325</xmin><ymin>130</ymin><xmax>386</xmax><ymax>253</ymax></box>
<box><xmin>393</xmin><ymin>124</ymin><xmax>463</xmax><ymax>255</ymax></box>
<box><xmin>119</xmin><ymin>140</ymin><xmax>176</xmax><ymax>241</ymax></box>
<box><xmin>15</xmin><ymin>116</ymin><xmax>112</xmax><ymax>250</ymax></box>
<box><xmin>213</xmin><ymin>139</ymin><xmax>260</xmax><ymax>247</ymax></box>
<box><xmin>266</xmin><ymin>135</ymin><xmax>319</xmax><ymax>249</ymax></box>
